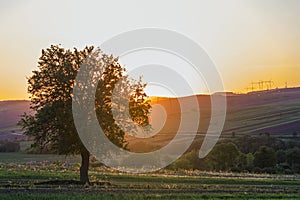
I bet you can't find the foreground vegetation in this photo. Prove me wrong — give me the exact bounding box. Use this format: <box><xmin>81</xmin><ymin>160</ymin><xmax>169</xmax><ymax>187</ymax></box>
<box><xmin>0</xmin><ymin>155</ymin><xmax>299</xmax><ymax>199</ymax></box>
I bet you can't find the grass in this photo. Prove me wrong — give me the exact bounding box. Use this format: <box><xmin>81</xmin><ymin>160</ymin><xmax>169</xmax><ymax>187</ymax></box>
<box><xmin>0</xmin><ymin>152</ymin><xmax>300</xmax><ymax>199</ymax></box>
<box><xmin>1</xmin><ymin>193</ymin><xmax>300</xmax><ymax>200</ymax></box>
<box><xmin>0</xmin><ymin>152</ymin><xmax>80</xmax><ymax>163</ymax></box>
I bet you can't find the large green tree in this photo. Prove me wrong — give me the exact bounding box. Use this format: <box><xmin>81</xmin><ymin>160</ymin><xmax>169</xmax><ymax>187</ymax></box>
<box><xmin>19</xmin><ymin>45</ymin><xmax>151</xmax><ymax>183</ymax></box>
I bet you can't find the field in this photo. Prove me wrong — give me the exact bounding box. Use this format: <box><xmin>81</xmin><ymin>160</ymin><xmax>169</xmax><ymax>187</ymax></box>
<box><xmin>223</xmin><ymin>88</ymin><xmax>300</xmax><ymax>137</ymax></box>
<box><xmin>0</xmin><ymin>153</ymin><xmax>300</xmax><ymax>199</ymax></box>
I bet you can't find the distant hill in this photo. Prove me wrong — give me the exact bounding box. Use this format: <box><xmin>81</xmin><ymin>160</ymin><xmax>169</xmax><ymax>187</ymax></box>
<box><xmin>127</xmin><ymin>87</ymin><xmax>300</xmax><ymax>152</ymax></box>
<box><xmin>1</xmin><ymin>87</ymin><xmax>300</xmax><ymax>151</ymax></box>
<box><xmin>224</xmin><ymin>87</ymin><xmax>300</xmax><ymax>137</ymax></box>
<box><xmin>0</xmin><ymin>100</ymin><xmax>31</xmax><ymax>140</ymax></box>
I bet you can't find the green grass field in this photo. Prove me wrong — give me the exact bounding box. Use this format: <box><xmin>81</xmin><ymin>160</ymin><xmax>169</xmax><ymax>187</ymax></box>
<box><xmin>0</xmin><ymin>153</ymin><xmax>300</xmax><ymax>199</ymax></box>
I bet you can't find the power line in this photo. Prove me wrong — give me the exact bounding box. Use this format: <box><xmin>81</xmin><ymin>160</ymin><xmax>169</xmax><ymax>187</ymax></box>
<box><xmin>248</xmin><ymin>80</ymin><xmax>275</xmax><ymax>92</ymax></box>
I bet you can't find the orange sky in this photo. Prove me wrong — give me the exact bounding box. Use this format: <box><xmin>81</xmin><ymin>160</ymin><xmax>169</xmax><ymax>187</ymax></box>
<box><xmin>0</xmin><ymin>0</ymin><xmax>300</xmax><ymax>100</ymax></box>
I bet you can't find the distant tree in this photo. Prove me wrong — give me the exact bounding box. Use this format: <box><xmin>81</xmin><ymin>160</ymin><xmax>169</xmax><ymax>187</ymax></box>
<box><xmin>235</xmin><ymin>135</ymin><xmax>285</xmax><ymax>154</ymax></box>
<box><xmin>234</xmin><ymin>135</ymin><xmax>260</xmax><ymax>154</ymax></box>
<box><xmin>276</xmin><ymin>149</ymin><xmax>287</xmax><ymax>164</ymax></box>
<box><xmin>286</xmin><ymin>139</ymin><xmax>299</xmax><ymax>149</ymax></box>
<box><xmin>183</xmin><ymin>149</ymin><xmax>201</xmax><ymax>169</ymax></box>
<box><xmin>286</xmin><ymin>147</ymin><xmax>300</xmax><ymax>167</ymax></box>
<box><xmin>169</xmin><ymin>158</ymin><xmax>193</xmax><ymax>170</ymax></box>
<box><xmin>19</xmin><ymin>45</ymin><xmax>151</xmax><ymax>183</ymax></box>
<box><xmin>246</xmin><ymin>153</ymin><xmax>254</xmax><ymax>170</ymax></box>
<box><xmin>235</xmin><ymin>153</ymin><xmax>247</xmax><ymax>170</ymax></box>
<box><xmin>206</xmin><ymin>142</ymin><xmax>240</xmax><ymax>171</ymax></box>
<box><xmin>168</xmin><ymin>149</ymin><xmax>200</xmax><ymax>170</ymax></box>
<box><xmin>253</xmin><ymin>146</ymin><xmax>276</xmax><ymax>169</ymax></box>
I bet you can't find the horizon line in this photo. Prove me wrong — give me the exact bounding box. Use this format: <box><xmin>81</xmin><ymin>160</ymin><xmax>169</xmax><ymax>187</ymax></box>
<box><xmin>1</xmin><ymin>85</ymin><xmax>300</xmax><ymax>102</ymax></box>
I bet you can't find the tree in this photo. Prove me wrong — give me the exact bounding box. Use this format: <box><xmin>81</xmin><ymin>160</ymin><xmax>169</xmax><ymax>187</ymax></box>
<box><xmin>246</xmin><ymin>153</ymin><xmax>254</xmax><ymax>170</ymax></box>
<box><xmin>253</xmin><ymin>146</ymin><xmax>276</xmax><ymax>169</ymax></box>
<box><xmin>168</xmin><ymin>149</ymin><xmax>200</xmax><ymax>170</ymax></box>
<box><xmin>276</xmin><ymin>149</ymin><xmax>286</xmax><ymax>164</ymax></box>
<box><xmin>235</xmin><ymin>153</ymin><xmax>247</xmax><ymax>170</ymax></box>
<box><xmin>206</xmin><ymin>142</ymin><xmax>240</xmax><ymax>171</ymax></box>
<box><xmin>19</xmin><ymin>45</ymin><xmax>151</xmax><ymax>183</ymax></box>
<box><xmin>286</xmin><ymin>147</ymin><xmax>300</xmax><ymax>167</ymax></box>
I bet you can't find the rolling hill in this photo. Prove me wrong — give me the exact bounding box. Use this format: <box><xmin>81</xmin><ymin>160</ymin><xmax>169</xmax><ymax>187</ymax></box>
<box><xmin>224</xmin><ymin>87</ymin><xmax>300</xmax><ymax>136</ymax></box>
<box><xmin>0</xmin><ymin>100</ymin><xmax>31</xmax><ymax>140</ymax></box>
<box><xmin>127</xmin><ymin>87</ymin><xmax>300</xmax><ymax>152</ymax></box>
<box><xmin>0</xmin><ymin>87</ymin><xmax>299</xmax><ymax>152</ymax></box>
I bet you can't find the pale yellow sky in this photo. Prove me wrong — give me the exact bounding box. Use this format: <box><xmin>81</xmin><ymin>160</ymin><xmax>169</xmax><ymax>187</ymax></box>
<box><xmin>0</xmin><ymin>0</ymin><xmax>299</xmax><ymax>100</ymax></box>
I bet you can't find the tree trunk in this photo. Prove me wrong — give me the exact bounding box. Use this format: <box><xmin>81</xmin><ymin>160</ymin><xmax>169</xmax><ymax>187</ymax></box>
<box><xmin>80</xmin><ymin>149</ymin><xmax>90</xmax><ymax>184</ymax></box>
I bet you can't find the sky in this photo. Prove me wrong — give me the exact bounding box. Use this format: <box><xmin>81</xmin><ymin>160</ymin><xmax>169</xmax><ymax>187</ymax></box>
<box><xmin>0</xmin><ymin>0</ymin><xmax>300</xmax><ymax>100</ymax></box>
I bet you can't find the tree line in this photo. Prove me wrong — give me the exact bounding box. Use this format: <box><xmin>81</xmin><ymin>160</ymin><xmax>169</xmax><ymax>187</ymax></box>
<box><xmin>169</xmin><ymin>133</ymin><xmax>300</xmax><ymax>174</ymax></box>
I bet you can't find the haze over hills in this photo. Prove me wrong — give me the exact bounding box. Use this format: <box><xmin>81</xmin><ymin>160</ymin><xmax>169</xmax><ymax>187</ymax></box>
<box><xmin>0</xmin><ymin>87</ymin><xmax>299</xmax><ymax>151</ymax></box>
<box><xmin>0</xmin><ymin>100</ymin><xmax>31</xmax><ymax>140</ymax></box>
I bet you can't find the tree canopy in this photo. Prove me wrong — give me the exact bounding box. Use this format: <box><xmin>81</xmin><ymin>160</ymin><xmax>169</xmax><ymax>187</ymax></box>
<box><xmin>19</xmin><ymin>45</ymin><xmax>151</xmax><ymax>183</ymax></box>
<box><xmin>253</xmin><ymin>146</ymin><xmax>277</xmax><ymax>169</ymax></box>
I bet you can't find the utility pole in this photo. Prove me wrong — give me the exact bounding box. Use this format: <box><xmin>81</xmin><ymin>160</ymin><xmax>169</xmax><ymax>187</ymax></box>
<box><xmin>262</xmin><ymin>80</ymin><xmax>274</xmax><ymax>90</ymax></box>
<box><xmin>249</xmin><ymin>80</ymin><xmax>275</xmax><ymax>91</ymax></box>
<box><xmin>267</xmin><ymin>80</ymin><xmax>274</xmax><ymax>90</ymax></box>
<box><xmin>251</xmin><ymin>82</ymin><xmax>255</xmax><ymax>92</ymax></box>
<box><xmin>260</xmin><ymin>80</ymin><xmax>264</xmax><ymax>90</ymax></box>
<box><xmin>251</xmin><ymin>81</ymin><xmax>262</xmax><ymax>91</ymax></box>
